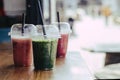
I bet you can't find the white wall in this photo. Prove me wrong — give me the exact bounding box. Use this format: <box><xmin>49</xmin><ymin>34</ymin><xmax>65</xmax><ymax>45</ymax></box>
<box><xmin>51</xmin><ymin>0</ymin><xmax>56</xmax><ymax>23</ymax></box>
<box><xmin>3</xmin><ymin>0</ymin><xmax>26</xmax><ymax>16</ymax></box>
<box><xmin>64</xmin><ymin>0</ymin><xmax>78</xmax><ymax>18</ymax></box>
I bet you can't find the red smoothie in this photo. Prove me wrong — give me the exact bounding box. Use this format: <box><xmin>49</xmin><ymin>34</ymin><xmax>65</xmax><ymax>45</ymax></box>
<box><xmin>57</xmin><ymin>34</ymin><xmax>69</xmax><ymax>57</ymax></box>
<box><xmin>12</xmin><ymin>37</ymin><xmax>33</xmax><ymax>67</ymax></box>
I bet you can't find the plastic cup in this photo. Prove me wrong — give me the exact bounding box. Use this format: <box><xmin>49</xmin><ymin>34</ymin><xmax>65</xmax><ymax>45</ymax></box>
<box><xmin>32</xmin><ymin>25</ymin><xmax>60</xmax><ymax>70</ymax></box>
<box><xmin>9</xmin><ymin>24</ymin><xmax>37</xmax><ymax>67</ymax></box>
<box><xmin>52</xmin><ymin>22</ymin><xmax>72</xmax><ymax>58</ymax></box>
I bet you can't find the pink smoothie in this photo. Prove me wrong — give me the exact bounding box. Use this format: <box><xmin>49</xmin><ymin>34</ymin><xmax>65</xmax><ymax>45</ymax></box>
<box><xmin>12</xmin><ymin>38</ymin><xmax>33</xmax><ymax>67</ymax></box>
<box><xmin>57</xmin><ymin>34</ymin><xmax>69</xmax><ymax>57</ymax></box>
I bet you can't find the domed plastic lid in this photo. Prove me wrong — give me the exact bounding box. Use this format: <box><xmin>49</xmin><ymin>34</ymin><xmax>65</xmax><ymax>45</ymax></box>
<box><xmin>9</xmin><ymin>24</ymin><xmax>37</xmax><ymax>37</ymax></box>
<box><xmin>52</xmin><ymin>22</ymin><xmax>72</xmax><ymax>34</ymax></box>
<box><xmin>36</xmin><ymin>25</ymin><xmax>60</xmax><ymax>38</ymax></box>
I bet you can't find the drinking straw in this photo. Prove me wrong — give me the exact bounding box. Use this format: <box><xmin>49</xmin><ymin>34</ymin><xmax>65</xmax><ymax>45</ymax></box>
<box><xmin>37</xmin><ymin>0</ymin><xmax>50</xmax><ymax>62</ymax></box>
<box><xmin>22</xmin><ymin>13</ymin><xmax>25</xmax><ymax>36</ymax></box>
<box><xmin>57</xmin><ymin>11</ymin><xmax>61</xmax><ymax>31</ymax></box>
<box><xmin>37</xmin><ymin>0</ymin><xmax>46</xmax><ymax>35</ymax></box>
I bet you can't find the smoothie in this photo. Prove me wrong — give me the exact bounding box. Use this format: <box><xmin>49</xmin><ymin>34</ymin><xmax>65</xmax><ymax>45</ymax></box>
<box><xmin>12</xmin><ymin>37</ymin><xmax>33</xmax><ymax>67</ymax></box>
<box><xmin>57</xmin><ymin>34</ymin><xmax>69</xmax><ymax>57</ymax></box>
<box><xmin>32</xmin><ymin>39</ymin><xmax>58</xmax><ymax>70</ymax></box>
<box><xmin>52</xmin><ymin>22</ymin><xmax>71</xmax><ymax>58</ymax></box>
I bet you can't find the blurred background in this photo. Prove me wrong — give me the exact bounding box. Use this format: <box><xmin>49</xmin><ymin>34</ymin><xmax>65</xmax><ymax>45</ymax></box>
<box><xmin>0</xmin><ymin>0</ymin><xmax>120</xmax><ymax>79</ymax></box>
<box><xmin>0</xmin><ymin>0</ymin><xmax>120</xmax><ymax>27</ymax></box>
<box><xmin>1</xmin><ymin>0</ymin><xmax>120</xmax><ymax>41</ymax></box>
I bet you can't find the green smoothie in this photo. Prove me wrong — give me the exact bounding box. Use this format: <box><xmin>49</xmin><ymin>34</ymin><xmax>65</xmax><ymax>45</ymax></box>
<box><xmin>32</xmin><ymin>38</ymin><xmax>58</xmax><ymax>70</ymax></box>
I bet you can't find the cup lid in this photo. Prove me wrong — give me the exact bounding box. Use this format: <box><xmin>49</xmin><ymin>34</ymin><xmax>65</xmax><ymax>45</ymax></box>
<box><xmin>9</xmin><ymin>24</ymin><xmax>37</xmax><ymax>37</ymax></box>
<box><xmin>36</xmin><ymin>25</ymin><xmax>60</xmax><ymax>38</ymax></box>
<box><xmin>52</xmin><ymin>22</ymin><xmax>72</xmax><ymax>34</ymax></box>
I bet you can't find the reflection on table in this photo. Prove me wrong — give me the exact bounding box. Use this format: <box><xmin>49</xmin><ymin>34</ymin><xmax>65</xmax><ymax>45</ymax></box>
<box><xmin>0</xmin><ymin>43</ymin><xmax>93</xmax><ymax>80</ymax></box>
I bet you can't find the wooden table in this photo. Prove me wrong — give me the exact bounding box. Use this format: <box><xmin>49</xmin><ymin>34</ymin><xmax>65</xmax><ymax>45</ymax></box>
<box><xmin>0</xmin><ymin>43</ymin><xmax>93</xmax><ymax>80</ymax></box>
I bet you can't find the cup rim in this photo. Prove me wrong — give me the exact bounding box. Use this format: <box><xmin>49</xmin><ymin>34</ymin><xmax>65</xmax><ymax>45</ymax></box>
<box><xmin>9</xmin><ymin>23</ymin><xmax>36</xmax><ymax>36</ymax></box>
<box><xmin>52</xmin><ymin>22</ymin><xmax>72</xmax><ymax>33</ymax></box>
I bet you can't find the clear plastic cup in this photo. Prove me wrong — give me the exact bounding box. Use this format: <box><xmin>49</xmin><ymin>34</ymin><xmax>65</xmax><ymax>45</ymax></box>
<box><xmin>32</xmin><ymin>25</ymin><xmax>60</xmax><ymax>70</ymax></box>
<box><xmin>9</xmin><ymin>24</ymin><xmax>37</xmax><ymax>67</ymax></box>
<box><xmin>52</xmin><ymin>22</ymin><xmax>72</xmax><ymax>58</ymax></box>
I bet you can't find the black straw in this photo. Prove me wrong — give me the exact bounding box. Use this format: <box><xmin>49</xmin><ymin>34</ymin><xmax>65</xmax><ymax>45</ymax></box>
<box><xmin>57</xmin><ymin>11</ymin><xmax>61</xmax><ymax>31</ymax></box>
<box><xmin>22</xmin><ymin>13</ymin><xmax>25</xmax><ymax>36</ymax></box>
<box><xmin>37</xmin><ymin>0</ymin><xmax>46</xmax><ymax>35</ymax></box>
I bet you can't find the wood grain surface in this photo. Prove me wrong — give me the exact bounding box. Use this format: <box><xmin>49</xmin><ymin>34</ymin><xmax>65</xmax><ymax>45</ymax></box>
<box><xmin>0</xmin><ymin>43</ymin><xmax>93</xmax><ymax>80</ymax></box>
